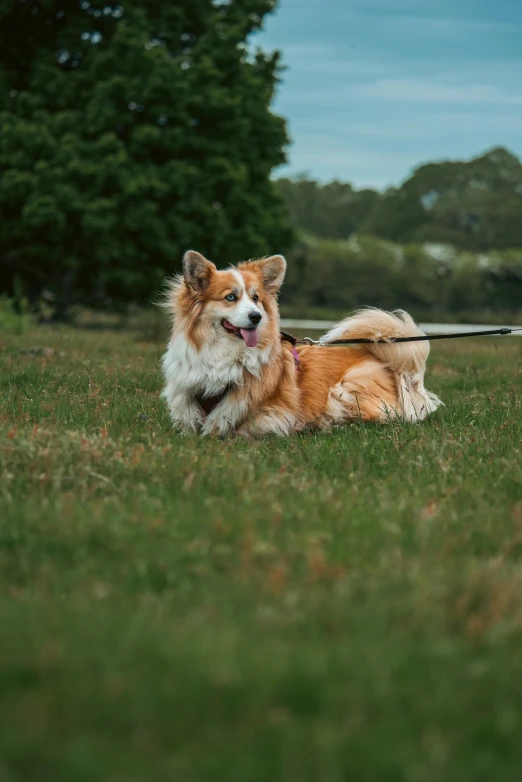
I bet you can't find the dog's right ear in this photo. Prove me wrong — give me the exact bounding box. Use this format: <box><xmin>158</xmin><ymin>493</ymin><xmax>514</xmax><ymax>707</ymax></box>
<box><xmin>183</xmin><ymin>251</ymin><xmax>216</xmax><ymax>293</ymax></box>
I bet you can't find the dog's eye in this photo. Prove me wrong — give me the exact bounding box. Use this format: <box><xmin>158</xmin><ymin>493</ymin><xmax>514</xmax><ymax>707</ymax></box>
<box><xmin>225</xmin><ymin>293</ymin><xmax>237</xmax><ymax>302</ymax></box>
<box><xmin>252</xmin><ymin>294</ymin><xmax>259</xmax><ymax>303</ymax></box>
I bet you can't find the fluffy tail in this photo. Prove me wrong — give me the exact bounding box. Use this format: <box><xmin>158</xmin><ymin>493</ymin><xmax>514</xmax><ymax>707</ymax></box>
<box><xmin>321</xmin><ymin>308</ymin><xmax>443</xmax><ymax>420</ymax></box>
<box><xmin>322</xmin><ymin>307</ymin><xmax>429</xmax><ymax>373</ymax></box>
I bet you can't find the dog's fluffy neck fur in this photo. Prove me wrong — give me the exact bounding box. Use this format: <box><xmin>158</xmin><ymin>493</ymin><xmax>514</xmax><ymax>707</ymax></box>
<box><xmin>163</xmin><ymin>314</ymin><xmax>278</xmax><ymax>399</ymax></box>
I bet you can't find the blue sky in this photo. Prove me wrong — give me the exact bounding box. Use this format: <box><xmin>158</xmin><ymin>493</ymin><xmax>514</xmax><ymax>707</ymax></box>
<box><xmin>255</xmin><ymin>0</ymin><xmax>522</xmax><ymax>189</ymax></box>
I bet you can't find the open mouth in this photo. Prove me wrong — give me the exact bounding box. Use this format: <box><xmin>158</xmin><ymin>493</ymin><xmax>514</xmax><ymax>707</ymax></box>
<box><xmin>222</xmin><ymin>319</ymin><xmax>259</xmax><ymax>348</ymax></box>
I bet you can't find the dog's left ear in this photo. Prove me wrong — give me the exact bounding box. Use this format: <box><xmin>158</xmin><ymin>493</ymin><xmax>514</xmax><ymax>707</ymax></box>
<box><xmin>255</xmin><ymin>255</ymin><xmax>287</xmax><ymax>294</ymax></box>
<box><xmin>183</xmin><ymin>250</ymin><xmax>216</xmax><ymax>293</ymax></box>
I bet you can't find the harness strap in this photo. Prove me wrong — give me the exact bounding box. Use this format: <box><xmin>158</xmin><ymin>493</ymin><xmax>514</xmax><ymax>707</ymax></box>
<box><xmin>195</xmin><ymin>386</ymin><xmax>233</xmax><ymax>417</ymax></box>
<box><xmin>280</xmin><ymin>330</ymin><xmax>300</xmax><ymax>366</ymax></box>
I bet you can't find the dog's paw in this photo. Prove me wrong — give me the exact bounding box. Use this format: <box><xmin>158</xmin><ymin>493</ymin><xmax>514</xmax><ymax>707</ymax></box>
<box><xmin>228</xmin><ymin>428</ymin><xmax>253</xmax><ymax>440</ymax></box>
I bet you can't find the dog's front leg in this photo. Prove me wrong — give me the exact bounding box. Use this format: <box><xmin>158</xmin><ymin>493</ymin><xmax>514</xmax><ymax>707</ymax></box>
<box><xmin>201</xmin><ymin>394</ymin><xmax>250</xmax><ymax>437</ymax></box>
<box><xmin>162</xmin><ymin>387</ymin><xmax>204</xmax><ymax>433</ymax></box>
<box><xmin>236</xmin><ymin>407</ymin><xmax>298</xmax><ymax>437</ymax></box>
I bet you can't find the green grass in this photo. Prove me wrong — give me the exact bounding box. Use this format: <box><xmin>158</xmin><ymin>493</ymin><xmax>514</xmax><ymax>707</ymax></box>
<box><xmin>1</xmin><ymin>325</ymin><xmax>521</xmax><ymax>782</ymax></box>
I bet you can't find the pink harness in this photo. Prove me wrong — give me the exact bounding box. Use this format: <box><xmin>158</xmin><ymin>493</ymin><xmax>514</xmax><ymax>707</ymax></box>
<box><xmin>280</xmin><ymin>331</ymin><xmax>301</xmax><ymax>368</ymax></box>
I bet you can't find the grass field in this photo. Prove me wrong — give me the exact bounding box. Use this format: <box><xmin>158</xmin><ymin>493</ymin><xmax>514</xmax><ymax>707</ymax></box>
<box><xmin>1</xmin><ymin>324</ymin><xmax>521</xmax><ymax>782</ymax></box>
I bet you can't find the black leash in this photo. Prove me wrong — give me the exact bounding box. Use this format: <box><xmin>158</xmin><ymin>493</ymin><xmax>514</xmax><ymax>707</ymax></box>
<box><xmin>281</xmin><ymin>327</ymin><xmax>522</xmax><ymax>347</ymax></box>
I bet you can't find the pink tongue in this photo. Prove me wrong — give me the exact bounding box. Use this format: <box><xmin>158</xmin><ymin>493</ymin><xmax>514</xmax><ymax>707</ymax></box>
<box><xmin>240</xmin><ymin>328</ymin><xmax>259</xmax><ymax>348</ymax></box>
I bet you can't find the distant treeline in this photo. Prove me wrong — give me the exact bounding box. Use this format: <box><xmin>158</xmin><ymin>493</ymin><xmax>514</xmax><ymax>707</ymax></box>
<box><xmin>276</xmin><ymin>148</ymin><xmax>522</xmax><ymax>320</ymax></box>
<box><xmin>277</xmin><ymin>147</ymin><xmax>522</xmax><ymax>252</ymax></box>
<box><xmin>279</xmin><ymin>234</ymin><xmax>522</xmax><ymax>323</ymax></box>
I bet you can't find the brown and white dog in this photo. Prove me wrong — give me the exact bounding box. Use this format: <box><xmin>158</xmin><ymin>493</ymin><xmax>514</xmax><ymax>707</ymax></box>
<box><xmin>161</xmin><ymin>250</ymin><xmax>442</xmax><ymax>436</ymax></box>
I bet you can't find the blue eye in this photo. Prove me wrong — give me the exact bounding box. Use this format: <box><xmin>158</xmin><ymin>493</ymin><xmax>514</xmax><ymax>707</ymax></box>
<box><xmin>225</xmin><ymin>293</ymin><xmax>237</xmax><ymax>302</ymax></box>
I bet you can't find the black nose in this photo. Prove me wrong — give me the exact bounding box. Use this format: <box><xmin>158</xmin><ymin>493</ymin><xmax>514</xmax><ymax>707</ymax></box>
<box><xmin>248</xmin><ymin>311</ymin><xmax>262</xmax><ymax>325</ymax></box>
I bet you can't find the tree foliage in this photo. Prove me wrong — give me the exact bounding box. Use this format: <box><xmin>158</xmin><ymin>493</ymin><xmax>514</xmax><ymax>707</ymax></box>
<box><xmin>280</xmin><ymin>234</ymin><xmax>522</xmax><ymax>322</ymax></box>
<box><xmin>276</xmin><ymin>176</ymin><xmax>379</xmax><ymax>241</ymax></box>
<box><xmin>368</xmin><ymin>148</ymin><xmax>522</xmax><ymax>250</ymax></box>
<box><xmin>0</xmin><ymin>0</ymin><xmax>293</xmax><ymax>315</ymax></box>
<box><xmin>277</xmin><ymin>148</ymin><xmax>522</xmax><ymax>252</ymax></box>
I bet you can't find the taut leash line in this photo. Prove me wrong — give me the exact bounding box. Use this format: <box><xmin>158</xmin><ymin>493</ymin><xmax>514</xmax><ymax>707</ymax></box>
<box><xmin>281</xmin><ymin>327</ymin><xmax>522</xmax><ymax>347</ymax></box>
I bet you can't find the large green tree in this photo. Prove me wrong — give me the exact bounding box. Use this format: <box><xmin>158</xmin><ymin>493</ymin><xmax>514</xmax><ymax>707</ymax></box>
<box><xmin>0</xmin><ymin>0</ymin><xmax>293</xmax><ymax>315</ymax></box>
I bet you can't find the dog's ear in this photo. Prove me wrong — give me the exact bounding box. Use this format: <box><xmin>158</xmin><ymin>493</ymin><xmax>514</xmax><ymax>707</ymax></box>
<box><xmin>255</xmin><ymin>255</ymin><xmax>287</xmax><ymax>294</ymax></box>
<box><xmin>183</xmin><ymin>250</ymin><xmax>216</xmax><ymax>293</ymax></box>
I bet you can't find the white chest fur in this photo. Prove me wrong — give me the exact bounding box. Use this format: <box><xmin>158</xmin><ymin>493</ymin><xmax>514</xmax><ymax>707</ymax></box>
<box><xmin>163</xmin><ymin>328</ymin><xmax>271</xmax><ymax>394</ymax></box>
<box><xmin>161</xmin><ymin>327</ymin><xmax>273</xmax><ymax>432</ymax></box>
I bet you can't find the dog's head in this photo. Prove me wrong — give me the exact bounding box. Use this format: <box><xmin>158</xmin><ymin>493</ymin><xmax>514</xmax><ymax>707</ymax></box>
<box><xmin>171</xmin><ymin>250</ymin><xmax>286</xmax><ymax>350</ymax></box>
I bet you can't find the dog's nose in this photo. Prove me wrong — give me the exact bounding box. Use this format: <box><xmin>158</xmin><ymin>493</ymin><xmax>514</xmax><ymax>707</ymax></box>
<box><xmin>248</xmin><ymin>311</ymin><xmax>262</xmax><ymax>325</ymax></box>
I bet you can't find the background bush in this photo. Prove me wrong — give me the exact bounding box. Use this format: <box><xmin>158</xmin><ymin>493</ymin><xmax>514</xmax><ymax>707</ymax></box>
<box><xmin>280</xmin><ymin>234</ymin><xmax>522</xmax><ymax>322</ymax></box>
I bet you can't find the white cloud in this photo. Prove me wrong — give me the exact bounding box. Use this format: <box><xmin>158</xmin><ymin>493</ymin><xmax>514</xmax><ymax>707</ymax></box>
<box><xmin>274</xmin><ymin>79</ymin><xmax>522</xmax><ymax>111</ymax></box>
<box><xmin>370</xmin><ymin>13</ymin><xmax>517</xmax><ymax>34</ymax></box>
<box><xmin>353</xmin><ymin>80</ymin><xmax>522</xmax><ymax>105</ymax></box>
<box><xmin>278</xmin><ymin>148</ymin><xmax>418</xmax><ymax>189</ymax></box>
